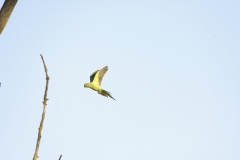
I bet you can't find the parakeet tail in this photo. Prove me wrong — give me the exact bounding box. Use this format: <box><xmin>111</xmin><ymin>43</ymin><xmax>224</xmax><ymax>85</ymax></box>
<box><xmin>99</xmin><ymin>89</ymin><xmax>116</xmax><ymax>100</ymax></box>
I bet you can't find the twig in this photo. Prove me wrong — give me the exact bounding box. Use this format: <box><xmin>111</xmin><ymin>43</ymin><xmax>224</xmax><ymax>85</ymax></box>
<box><xmin>32</xmin><ymin>54</ymin><xmax>50</xmax><ymax>160</ymax></box>
<box><xmin>59</xmin><ymin>155</ymin><xmax>62</xmax><ymax>160</ymax></box>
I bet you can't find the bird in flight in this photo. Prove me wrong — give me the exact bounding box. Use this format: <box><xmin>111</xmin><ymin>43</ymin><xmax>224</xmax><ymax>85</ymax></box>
<box><xmin>84</xmin><ymin>66</ymin><xmax>115</xmax><ymax>100</ymax></box>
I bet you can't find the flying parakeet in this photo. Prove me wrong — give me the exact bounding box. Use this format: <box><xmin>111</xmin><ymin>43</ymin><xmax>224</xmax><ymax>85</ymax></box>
<box><xmin>84</xmin><ymin>66</ymin><xmax>115</xmax><ymax>100</ymax></box>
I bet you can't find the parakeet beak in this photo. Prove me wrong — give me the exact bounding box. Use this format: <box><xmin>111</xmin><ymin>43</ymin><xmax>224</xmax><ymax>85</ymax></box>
<box><xmin>84</xmin><ymin>84</ymin><xmax>86</xmax><ymax>88</ymax></box>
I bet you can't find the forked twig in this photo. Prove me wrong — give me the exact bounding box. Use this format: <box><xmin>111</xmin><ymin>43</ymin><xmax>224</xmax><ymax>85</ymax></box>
<box><xmin>32</xmin><ymin>54</ymin><xmax>50</xmax><ymax>160</ymax></box>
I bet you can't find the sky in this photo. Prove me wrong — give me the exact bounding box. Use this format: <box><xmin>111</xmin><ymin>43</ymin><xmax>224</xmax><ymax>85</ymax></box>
<box><xmin>0</xmin><ymin>0</ymin><xmax>240</xmax><ymax>160</ymax></box>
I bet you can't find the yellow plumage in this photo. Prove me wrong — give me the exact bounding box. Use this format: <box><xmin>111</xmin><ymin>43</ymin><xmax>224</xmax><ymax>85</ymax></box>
<box><xmin>84</xmin><ymin>66</ymin><xmax>115</xmax><ymax>100</ymax></box>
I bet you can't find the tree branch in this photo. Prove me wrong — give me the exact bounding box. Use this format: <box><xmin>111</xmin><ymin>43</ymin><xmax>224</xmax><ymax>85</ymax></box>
<box><xmin>33</xmin><ymin>54</ymin><xmax>50</xmax><ymax>160</ymax></box>
<box><xmin>59</xmin><ymin>155</ymin><xmax>62</xmax><ymax>160</ymax></box>
<box><xmin>0</xmin><ymin>0</ymin><xmax>18</xmax><ymax>34</ymax></box>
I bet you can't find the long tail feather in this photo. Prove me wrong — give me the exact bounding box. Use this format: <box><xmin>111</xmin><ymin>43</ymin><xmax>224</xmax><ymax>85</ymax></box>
<box><xmin>98</xmin><ymin>89</ymin><xmax>115</xmax><ymax>100</ymax></box>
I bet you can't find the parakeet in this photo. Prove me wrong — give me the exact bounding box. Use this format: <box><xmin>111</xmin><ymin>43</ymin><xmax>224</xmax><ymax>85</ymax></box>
<box><xmin>84</xmin><ymin>66</ymin><xmax>115</xmax><ymax>100</ymax></box>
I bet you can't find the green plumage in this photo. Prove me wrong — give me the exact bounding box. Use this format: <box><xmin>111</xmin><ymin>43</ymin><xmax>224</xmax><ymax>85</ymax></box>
<box><xmin>90</xmin><ymin>70</ymin><xmax>98</xmax><ymax>82</ymax></box>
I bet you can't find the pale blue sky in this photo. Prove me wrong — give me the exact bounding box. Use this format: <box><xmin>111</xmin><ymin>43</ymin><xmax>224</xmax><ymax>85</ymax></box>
<box><xmin>0</xmin><ymin>0</ymin><xmax>240</xmax><ymax>160</ymax></box>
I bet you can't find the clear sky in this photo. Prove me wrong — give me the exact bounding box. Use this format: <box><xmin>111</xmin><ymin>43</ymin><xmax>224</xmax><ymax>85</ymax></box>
<box><xmin>0</xmin><ymin>0</ymin><xmax>240</xmax><ymax>160</ymax></box>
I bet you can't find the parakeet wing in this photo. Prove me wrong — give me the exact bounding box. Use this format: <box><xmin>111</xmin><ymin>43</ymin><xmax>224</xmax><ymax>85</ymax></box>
<box><xmin>90</xmin><ymin>66</ymin><xmax>108</xmax><ymax>86</ymax></box>
<box><xmin>90</xmin><ymin>70</ymin><xmax>99</xmax><ymax>82</ymax></box>
<box><xmin>97</xmin><ymin>66</ymin><xmax>108</xmax><ymax>86</ymax></box>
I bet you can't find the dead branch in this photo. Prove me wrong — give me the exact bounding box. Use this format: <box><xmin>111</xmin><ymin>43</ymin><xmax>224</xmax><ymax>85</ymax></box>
<box><xmin>0</xmin><ymin>0</ymin><xmax>18</xmax><ymax>34</ymax></box>
<box><xmin>32</xmin><ymin>54</ymin><xmax>50</xmax><ymax>160</ymax></box>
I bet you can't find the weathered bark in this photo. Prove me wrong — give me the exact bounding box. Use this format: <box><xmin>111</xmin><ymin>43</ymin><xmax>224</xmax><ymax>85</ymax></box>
<box><xmin>0</xmin><ymin>0</ymin><xmax>18</xmax><ymax>34</ymax></box>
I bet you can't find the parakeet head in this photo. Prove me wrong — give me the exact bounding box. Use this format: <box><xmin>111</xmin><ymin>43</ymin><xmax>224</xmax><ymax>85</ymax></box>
<box><xmin>84</xmin><ymin>83</ymin><xmax>90</xmax><ymax>88</ymax></box>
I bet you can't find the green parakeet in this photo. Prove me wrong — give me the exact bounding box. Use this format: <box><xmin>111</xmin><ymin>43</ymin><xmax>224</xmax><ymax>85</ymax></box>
<box><xmin>84</xmin><ymin>66</ymin><xmax>115</xmax><ymax>100</ymax></box>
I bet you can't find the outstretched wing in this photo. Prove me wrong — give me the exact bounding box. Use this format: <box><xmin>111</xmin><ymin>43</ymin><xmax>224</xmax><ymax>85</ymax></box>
<box><xmin>97</xmin><ymin>66</ymin><xmax>108</xmax><ymax>86</ymax></box>
<box><xmin>90</xmin><ymin>66</ymin><xmax>108</xmax><ymax>86</ymax></box>
<box><xmin>90</xmin><ymin>70</ymin><xmax>99</xmax><ymax>82</ymax></box>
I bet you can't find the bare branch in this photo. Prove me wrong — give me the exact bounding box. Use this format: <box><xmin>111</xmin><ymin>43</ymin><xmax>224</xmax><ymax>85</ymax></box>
<box><xmin>59</xmin><ymin>155</ymin><xmax>62</xmax><ymax>160</ymax></box>
<box><xmin>33</xmin><ymin>54</ymin><xmax>50</xmax><ymax>160</ymax></box>
<box><xmin>0</xmin><ymin>0</ymin><xmax>18</xmax><ymax>34</ymax></box>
